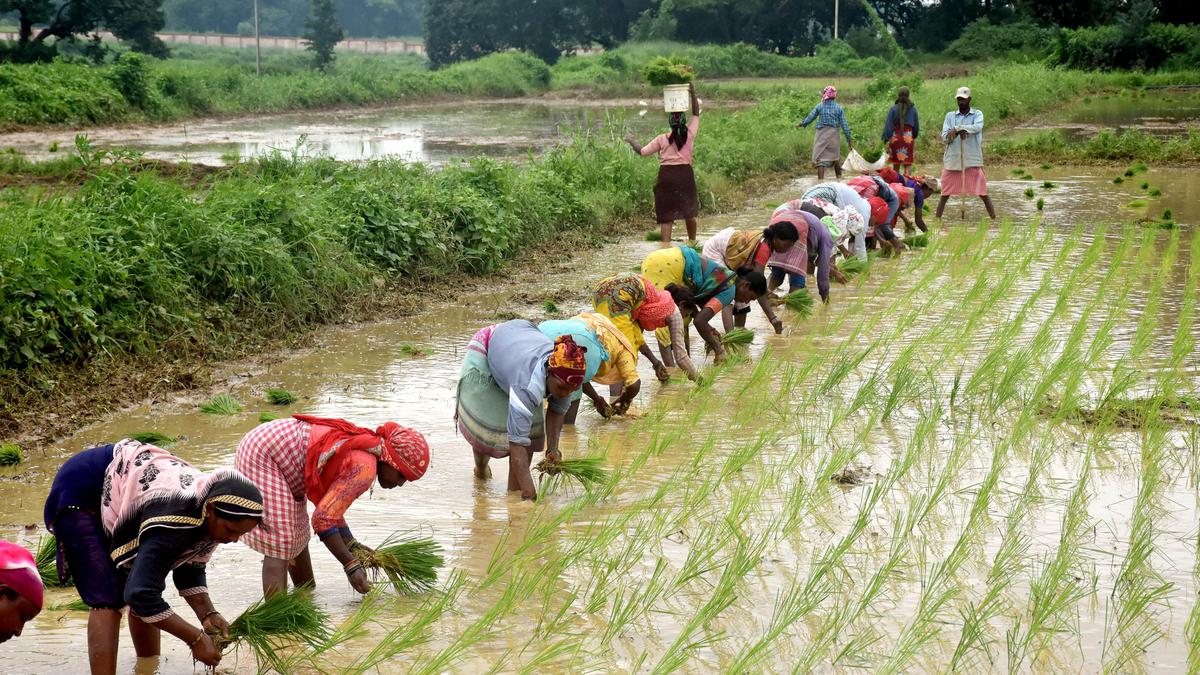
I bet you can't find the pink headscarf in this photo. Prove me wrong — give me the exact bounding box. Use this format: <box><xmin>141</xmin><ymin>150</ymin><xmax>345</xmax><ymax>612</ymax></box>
<box><xmin>0</xmin><ymin>541</ymin><xmax>43</xmax><ymax>611</ymax></box>
<box><xmin>822</xmin><ymin>86</ymin><xmax>837</xmax><ymax>101</ymax></box>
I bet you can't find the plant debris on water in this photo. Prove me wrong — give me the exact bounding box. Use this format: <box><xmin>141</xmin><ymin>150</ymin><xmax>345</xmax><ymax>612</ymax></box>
<box><xmin>200</xmin><ymin>394</ymin><xmax>242</xmax><ymax>415</ymax></box>
<box><xmin>536</xmin><ymin>455</ymin><xmax>610</xmax><ymax>488</ymax></box>
<box><xmin>0</xmin><ymin>444</ymin><xmax>23</xmax><ymax>466</ymax></box>
<box><xmin>266</xmin><ymin>389</ymin><xmax>298</xmax><ymax>405</ymax></box>
<box><xmin>127</xmin><ymin>431</ymin><xmax>175</xmax><ymax>446</ymax></box>
<box><xmin>782</xmin><ymin>291</ymin><xmax>814</xmax><ymax>316</ymax></box>
<box><xmin>221</xmin><ymin>587</ymin><xmax>331</xmax><ymax>671</ymax></box>
<box><xmin>355</xmin><ymin>534</ymin><xmax>445</xmax><ymax>595</ymax></box>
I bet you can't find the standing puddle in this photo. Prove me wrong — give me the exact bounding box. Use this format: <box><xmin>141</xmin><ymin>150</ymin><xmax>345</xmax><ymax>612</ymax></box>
<box><xmin>2</xmin><ymin>166</ymin><xmax>1196</xmax><ymax>672</ymax></box>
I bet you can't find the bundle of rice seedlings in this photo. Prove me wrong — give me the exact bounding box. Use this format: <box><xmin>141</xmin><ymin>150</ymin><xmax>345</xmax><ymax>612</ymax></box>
<box><xmin>1124</xmin><ymin>168</ymin><xmax>1136</xmax><ymax>177</ymax></box>
<box><xmin>1041</xmin><ymin>180</ymin><xmax>1056</xmax><ymax>189</ymax></box>
<box><xmin>1162</xmin><ymin>209</ymin><xmax>1174</xmax><ymax>221</ymax></box>
<box><xmin>1131</xmin><ymin>162</ymin><xmax>1148</xmax><ymax>173</ymax></box>
<box><xmin>1023</xmin><ymin>188</ymin><xmax>1035</xmax><ymax>199</ymax></box>
<box><xmin>34</xmin><ymin>535</ymin><xmax>68</xmax><ymax>587</ymax></box>
<box><xmin>782</xmin><ymin>291</ymin><xmax>814</xmax><ymax>317</ymax></box>
<box><xmin>221</xmin><ymin>587</ymin><xmax>331</xmax><ymax>669</ymax></box>
<box><xmin>48</xmin><ymin>598</ymin><xmax>89</xmax><ymax>611</ymax></box>
<box><xmin>1140</xmin><ymin>181</ymin><xmax>1150</xmax><ymax>190</ymax></box>
<box><xmin>1148</xmin><ymin>187</ymin><xmax>1162</xmax><ymax>197</ymax></box>
<box><xmin>721</xmin><ymin>327</ymin><xmax>756</xmax><ymax>347</ymax></box>
<box><xmin>1036</xmin><ymin>198</ymin><xmax>1046</xmax><ymax>211</ymax></box>
<box><xmin>200</xmin><ymin>394</ymin><xmax>242</xmax><ymax>415</ymax></box>
<box><xmin>0</xmin><ymin>444</ymin><xmax>23</xmax><ymax>466</ymax></box>
<box><xmin>128</xmin><ymin>432</ymin><xmax>175</xmax><ymax>446</ymax></box>
<box><xmin>266</xmin><ymin>389</ymin><xmax>297</xmax><ymax>405</ymax></box>
<box><xmin>354</xmin><ymin>534</ymin><xmax>444</xmax><ymax>595</ymax></box>
<box><xmin>645</xmin><ymin>231</ymin><xmax>663</xmax><ymax>242</ymax></box>
<box><xmin>542</xmin><ymin>300</ymin><xmax>560</xmax><ymax>314</ymax></box>
<box><xmin>259</xmin><ymin>412</ymin><xmax>280</xmax><ymax>423</ymax></box>
<box><xmin>906</xmin><ymin>233</ymin><xmax>929</xmax><ymax>248</ymax></box>
<box><xmin>399</xmin><ymin>343</ymin><xmax>432</xmax><ymax>357</ymax></box>
<box><xmin>1113</xmin><ymin>176</ymin><xmax>1124</xmax><ymax>184</ymax></box>
<box><xmin>1126</xmin><ymin>199</ymin><xmax>1147</xmax><ymax>208</ymax></box>
<box><xmin>1040</xmin><ymin>163</ymin><xmax>1053</xmax><ymax>170</ymax></box>
<box><xmin>641</xmin><ymin>57</ymin><xmax>694</xmax><ymax>87</ymax></box>
<box><xmin>536</xmin><ymin>456</ymin><xmax>610</xmax><ymax>488</ymax></box>
<box><xmin>839</xmin><ymin>257</ymin><xmax>868</xmax><ymax>276</ymax></box>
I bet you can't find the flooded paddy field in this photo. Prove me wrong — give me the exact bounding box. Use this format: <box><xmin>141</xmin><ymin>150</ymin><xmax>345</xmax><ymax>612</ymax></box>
<box><xmin>2</xmin><ymin>161</ymin><xmax>1196</xmax><ymax>671</ymax></box>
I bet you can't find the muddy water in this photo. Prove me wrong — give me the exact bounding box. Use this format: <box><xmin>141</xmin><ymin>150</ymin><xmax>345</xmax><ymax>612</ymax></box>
<box><xmin>0</xmin><ymin>101</ymin><xmax>664</xmax><ymax>166</ymax></box>
<box><xmin>1013</xmin><ymin>89</ymin><xmax>1200</xmax><ymax>141</ymax></box>
<box><xmin>2</xmin><ymin>165</ymin><xmax>1197</xmax><ymax>673</ymax></box>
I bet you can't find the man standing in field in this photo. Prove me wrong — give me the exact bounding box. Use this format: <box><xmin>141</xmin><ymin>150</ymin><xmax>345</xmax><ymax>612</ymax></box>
<box><xmin>936</xmin><ymin>87</ymin><xmax>997</xmax><ymax>220</ymax></box>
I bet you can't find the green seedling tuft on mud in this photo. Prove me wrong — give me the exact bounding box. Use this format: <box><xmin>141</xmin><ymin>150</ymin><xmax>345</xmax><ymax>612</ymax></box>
<box><xmin>200</xmin><ymin>394</ymin><xmax>243</xmax><ymax>415</ymax></box>
<box><xmin>906</xmin><ymin>233</ymin><xmax>929</xmax><ymax>248</ymax></box>
<box><xmin>541</xmin><ymin>300</ymin><xmax>560</xmax><ymax>314</ymax></box>
<box><xmin>48</xmin><ymin>598</ymin><xmax>89</xmax><ymax>611</ymax></box>
<box><xmin>1042</xmin><ymin>180</ymin><xmax>1056</xmax><ymax>189</ymax></box>
<box><xmin>266</xmin><ymin>389</ymin><xmax>298</xmax><ymax>405</ymax></box>
<box><xmin>645</xmin><ymin>231</ymin><xmax>662</xmax><ymax>242</ymax></box>
<box><xmin>1147</xmin><ymin>187</ymin><xmax>1161</xmax><ymax>197</ymax></box>
<box><xmin>399</xmin><ymin>343</ymin><xmax>434</xmax><ymax>357</ymax></box>
<box><xmin>721</xmin><ymin>327</ymin><xmax>756</xmax><ymax>348</ymax></box>
<box><xmin>34</xmin><ymin>535</ymin><xmax>68</xmax><ymax>587</ymax></box>
<box><xmin>0</xmin><ymin>444</ymin><xmax>23</xmax><ymax>466</ymax></box>
<box><xmin>839</xmin><ymin>257</ymin><xmax>868</xmax><ymax>276</ymax></box>
<box><xmin>259</xmin><ymin>412</ymin><xmax>280</xmax><ymax>423</ymax></box>
<box><xmin>782</xmin><ymin>291</ymin><xmax>814</xmax><ymax>316</ymax></box>
<box><xmin>1037</xmin><ymin>198</ymin><xmax>1045</xmax><ymax>211</ymax></box>
<box><xmin>1024</xmin><ymin>188</ymin><xmax>1036</xmax><ymax>198</ymax></box>
<box><xmin>128</xmin><ymin>431</ymin><xmax>175</xmax><ymax>446</ymax></box>
<box><xmin>1113</xmin><ymin>176</ymin><xmax>1124</xmax><ymax>184</ymax></box>
<box><xmin>355</xmin><ymin>534</ymin><xmax>444</xmax><ymax>595</ymax></box>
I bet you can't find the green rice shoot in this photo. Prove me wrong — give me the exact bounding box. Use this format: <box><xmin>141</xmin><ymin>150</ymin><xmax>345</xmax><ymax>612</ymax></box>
<box><xmin>722</xmin><ymin>327</ymin><xmax>756</xmax><ymax>347</ymax></box>
<box><xmin>1127</xmin><ymin>199</ymin><xmax>1148</xmax><ymax>208</ymax></box>
<box><xmin>1148</xmin><ymin>187</ymin><xmax>1161</xmax><ymax>197</ymax></box>
<box><xmin>1162</xmin><ymin>209</ymin><xmax>1173</xmax><ymax>221</ymax></box>
<box><xmin>1042</xmin><ymin>180</ymin><xmax>1056</xmax><ymax>189</ymax></box>
<box><xmin>259</xmin><ymin>412</ymin><xmax>280</xmax><ymax>423</ymax></box>
<box><xmin>641</xmin><ymin>57</ymin><xmax>695</xmax><ymax>87</ymax></box>
<box><xmin>354</xmin><ymin>534</ymin><xmax>445</xmax><ymax>595</ymax></box>
<box><xmin>127</xmin><ymin>431</ymin><xmax>175</xmax><ymax>446</ymax></box>
<box><xmin>0</xmin><ymin>443</ymin><xmax>23</xmax><ymax>466</ymax></box>
<box><xmin>542</xmin><ymin>300</ymin><xmax>560</xmax><ymax>314</ymax></box>
<box><xmin>839</xmin><ymin>257</ymin><xmax>868</xmax><ymax>276</ymax></box>
<box><xmin>1113</xmin><ymin>176</ymin><xmax>1124</xmax><ymax>184</ymax></box>
<box><xmin>645</xmin><ymin>231</ymin><xmax>662</xmax><ymax>242</ymax></box>
<box><xmin>266</xmin><ymin>389</ymin><xmax>298</xmax><ymax>405</ymax></box>
<box><xmin>399</xmin><ymin>343</ymin><xmax>433</xmax><ymax>357</ymax></box>
<box><xmin>1023</xmin><ymin>188</ymin><xmax>1035</xmax><ymax>198</ymax></box>
<box><xmin>48</xmin><ymin>597</ymin><xmax>89</xmax><ymax>611</ymax></box>
<box><xmin>200</xmin><ymin>394</ymin><xmax>243</xmax><ymax>415</ymax></box>
<box><xmin>1140</xmin><ymin>181</ymin><xmax>1150</xmax><ymax>190</ymax></box>
<box><xmin>536</xmin><ymin>455</ymin><xmax>611</xmax><ymax>488</ymax></box>
<box><xmin>1037</xmin><ymin>198</ymin><xmax>1046</xmax><ymax>211</ymax></box>
<box><xmin>906</xmin><ymin>233</ymin><xmax>929</xmax><ymax>248</ymax></box>
<box><xmin>224</xmin><ymin>587</ymin><xmax>331</xmax><ymax>669</ymax></box>
<box><xmin>34</xmin><ymin>535</ymin><xmax>67</xmax><ymax>587</ymax></box>
<box><xmin>782</xmin><ymin>291</ymin><xmax>814</xmax><ymax>316</ymax></box>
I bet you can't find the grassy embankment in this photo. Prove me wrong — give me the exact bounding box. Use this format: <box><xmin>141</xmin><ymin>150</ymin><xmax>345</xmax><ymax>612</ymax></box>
<box><xmin>0</xmin><ymin>61</ymin><xmax>1194</xmax><ymax>438</ymax></box>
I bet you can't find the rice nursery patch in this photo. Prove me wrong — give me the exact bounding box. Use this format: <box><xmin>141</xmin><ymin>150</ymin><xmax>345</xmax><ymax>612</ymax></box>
<box><xmin>0</xmin><ymin>443</ymin><xmax>23</xmax><ymax>466</ymax></box>
<box><xmin>200</xmin><ymin>394</ymin><xmax>242</xmax><ymax>415</ymax></box>
<box><xmin>266</xmin><ymin>388</ymin><xmax>298</xmax><ymax>405</ymax></box>
<box><xmin>355</xmin><ymin>534</ymin><xmax>445</xmax><ymax>595</ymax></box>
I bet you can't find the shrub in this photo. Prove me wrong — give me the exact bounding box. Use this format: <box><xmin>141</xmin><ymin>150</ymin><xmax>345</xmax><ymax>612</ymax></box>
<box><xmin>1050</xmin><ymin>22</ymin><xmax>1200</xmax><ymax>71</ymax></box>
<box><xmin>945</xmin><ymin>19</ymin><xmax>1054</xmax><ymax>61</ymax></box>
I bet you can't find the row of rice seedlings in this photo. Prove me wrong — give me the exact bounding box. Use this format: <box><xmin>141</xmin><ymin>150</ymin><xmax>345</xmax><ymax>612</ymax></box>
<box><xmin>1160</xmin><ymin>229</ymin><xmax>1200</xmax><ymax>399</ymax></box>
<box><xmin>341</xmin><ymin>573</ymin><xmax>467</xmax><ymax>673</ymax></box>
<box><xmin>1189</xmin><ymin>518</ymin><xmax>1200</xmax><ymax>674</ymax></box>
<box><xmin>1102</xmin><ymin>425</ymin><xmax>1174</xmax><ymax>670</ymax></box>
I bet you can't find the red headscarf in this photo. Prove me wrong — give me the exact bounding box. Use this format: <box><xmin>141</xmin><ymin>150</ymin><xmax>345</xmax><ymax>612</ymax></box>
<box><xmin>633</xmin><ymin>279</ymin><xmax>676</xmax><ymax>330</ymax></box>
<box><xmin>294</xmin><ymin>415</ymin><xmax>430</xmax><ymax>498</ymax></box>
<box><xmin>0</xmin><ymin>541</ymin><xmax>42</xmax><ymax>612</ymax></box>
<box><xmin>877</xmin><ymin>167</ymin><xmax>900</xmax><ymax>184</ymax></box>
<box><xmin>547</xmin><ymin>335</ymin><xmax>587</xmax><ymax>387</ymax></box>
<box><xmin>868</xmin><ymin>197</ymin><xmax>891</xmax><ymax>227</ymax></box>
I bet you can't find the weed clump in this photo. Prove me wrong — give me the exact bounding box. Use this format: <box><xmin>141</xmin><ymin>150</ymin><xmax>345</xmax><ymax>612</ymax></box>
<box><xmin>200</xmin><ymin>394</ymin><xmax>242</xmax><ymax>415</ymax></box>
<box><xmin>354</xmin><ymin>534</ymin><xmax>444</xmax><ymax>595</ymax></box>
<box><xmin>542</xmin><ymin>300</ymin><xmax>560</xmax><ymax>314</ymax></box>
<box><xmin>266</xmin><ymin>389</ymin><xmax>298</xmax><ymax>405</ymax></box>
<box><xmin>0</xmin><ymin>444</ymin><xmax>23</xmax><ymax>466</ymax></box>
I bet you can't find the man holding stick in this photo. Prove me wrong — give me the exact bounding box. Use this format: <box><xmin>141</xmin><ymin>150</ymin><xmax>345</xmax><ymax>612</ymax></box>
<box><xmin>936</xmin><ymin>87</ymin><xmax>996</xmax><ymax>220</ymax></box>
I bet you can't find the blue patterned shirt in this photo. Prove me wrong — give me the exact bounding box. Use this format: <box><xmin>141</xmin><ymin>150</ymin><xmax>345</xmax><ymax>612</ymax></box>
<box><xmin>800</xmin><ymin>100</ymin><xmax>852</xmax><ymax>142</ymax></box>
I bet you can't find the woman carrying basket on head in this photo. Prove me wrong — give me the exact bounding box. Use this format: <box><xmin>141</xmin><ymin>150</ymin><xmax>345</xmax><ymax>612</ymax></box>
<box><xmin>625</xmin><ymin>83</ymin><xmax>702</xmax><ymax>244</ymax></box>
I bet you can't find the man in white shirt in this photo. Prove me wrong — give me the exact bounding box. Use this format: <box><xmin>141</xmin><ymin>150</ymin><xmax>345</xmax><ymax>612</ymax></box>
<box><xmin>936</xmin><ymin>86</ymin><xmax>997</xmax><ymax>220</ymax></box>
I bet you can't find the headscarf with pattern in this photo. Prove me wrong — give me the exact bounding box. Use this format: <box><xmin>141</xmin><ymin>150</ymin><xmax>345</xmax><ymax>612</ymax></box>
<box><xmin>294</xmin><ymin>415</ymin><xmax>431</xmax><ymax>498</ymax></box>
<box><xmin>547</xmin><ymin>335</ymin><xmax>588</xmax><ymax>387</ymax></box>
<box><xmin>634</xmin><ymin>279</ymin><xmax>676</xmax><ymax>330</ymax></box>
<box><xmin>822</xmin><ymin>85</ymin><xmax>838</xmax><ymax>101</ymax></box>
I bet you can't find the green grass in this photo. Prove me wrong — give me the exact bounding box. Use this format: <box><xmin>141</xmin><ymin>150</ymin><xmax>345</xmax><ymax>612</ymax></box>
<box><xmin>225</xmin><ymin>587</ymin><xmax>331</xmax><ymax>671</ymax></box>
<box><xmin>200</xmin><ymin>394</ymin><xmax>243</xmax><ymax>415</ymax></box>
<box><xmin>0</xmin><ymin>443</ymin><xmax>22</xmax><ymax>466</ymax></box>
<box><xmin>355</xmin><ymin>535</ymin><xmax>445</xmax><ymax>595</ymax></box>
<box><xmin>906</xmin><ymin>233</ymin><xmax>929</xmax><ymax>248</ymax></box>
<box><xmin>1024</xmin><ymin>187</ymin><xmax>1036</xmax><ymax>198</ymax></box>
<box><xmin>541</xmin><ymin>300</ymin><xmax>560</xmax><ymax>314</ymax></box>
<box><xmin>265</xmin><ymin>388</ymin><xmax>298</xmax><ymax>405</ymax></box>
<box><xmin>127</xmin><ymin>431</ymin><xmax>175</xmax><ymax>446</ymax></box>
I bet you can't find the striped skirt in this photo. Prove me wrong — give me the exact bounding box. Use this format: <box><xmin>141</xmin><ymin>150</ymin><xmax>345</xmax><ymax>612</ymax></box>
<box><xmin>455</xmin><ymin>326</ymin><xmax>545</xmax><ymax>458</ymax></box>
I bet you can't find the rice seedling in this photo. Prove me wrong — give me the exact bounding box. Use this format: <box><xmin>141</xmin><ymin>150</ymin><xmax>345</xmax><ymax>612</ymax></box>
<box><xmin>1040</xmin><ymin>162</ymin><xmax>1053</xmax><ymax>169</ymax></box>
<box><xmin>354</xmin><ymin>534</ymin><xmax>444</xmax><ymax>595</ymax></box>
<box><xmin>1162</xmin><ymin>209</ymin><xmax>1173</xmax><ymax>221</ymax></box>
<box><xmin>782</xmin><ymin>290</ymin><xmax>814</xmax><ymax>316</ymax></box>
<box><xmin>47</xmin><ymin>597</ymin><xmax>89</xmax><ymax>611</ymax></box>
<box><xmin>1042</xmin><ymin>180</ymin><xmax>1056</xmax><ymax>189</ymax></box>
<box><xmin>127</xmin><ymin>431</ymin><xmax>175</xmax><ymax>446</ymax></box>
<box><xmin>644</xmin><ymin>231</ymin><xmax>662</xmax><ymax>241</ymax></box>
<box><xmin>1010</xmin><ymin>168</ymin><xmax>1026</xmax><ymax>176</ymax></box>
<box><xmin>199</xmin><ymin>393</ymin><xmax>242</xmax><ymax>415</ymax></box>
<box><xmin>1140</xmin><ymin>181</ymin><xmax>1150</xmax><ymax>190</ymax></box>
<box><xmin>1023</xmin><ymin>187</ymin><xmax>1035</xmax><ymax>198</ymax></box>
<box><xmin>1113</xmin><ymin>176</ymin><xmax>1124</xmax><ymax>184</ymax></box>
<box><xmin>265</xmin><ymin>388</ymin><xmax>297</xmax><ymax>405</ymax></box>
<box><xmin>905</xmin><ymin>233</ymin><xmax>929</xmax><ymax>248</ymax></box>
<box><xmin>259</xmin><ymin>412</ymin><xmax>279</xmax><ymax>423</ymax></box>
<box><xmin>1036</xmin><ymin>198</ymin><xmax>1045</xmax><ymax>210</ymax></box>
<box><xmin>1131</xmin><ymin>162</ymin><xmax>1148</xmax><ymax>173</ymax></box>
<box><xmin>1124</xmin><ymin>168</ymin><xmax>1135</xmax><ymax>176</ymax></box>
<box><xmin>535</xmin><ymin>455</ymin><xmax>610</xmax><ymax>488</ymax></box>
<box><xmin>33</xmin><ymin>535</ymin><xmax>67</xmax><ymax>587</ymax></box>
<box><xmin>0</xmin><ymin>444</ymin><xmax>23</xmax><ymax>466</ymax></box>
<box><xmin>1147</xmin><ymin>187</ymin><xmax>1161</xmax><ymax>196</ymax></box>
<box><xmin>838</xmin><ymin>256</ymin><xmax>868</xmax><ymax>276</ymax></box>
<box><xmin>399</xmin><ymin>342</ymin><xmax>433</xmax><ymax>357</ymax></box>
<box><xmin>541</xmin><ymin>300</ymin><xmax>560</xmax><ymax>314</ymax></box>
<box><xmin>221</xmin><ymin>587</ymin><xmax>331</xmax><ymax>672</ymax></box>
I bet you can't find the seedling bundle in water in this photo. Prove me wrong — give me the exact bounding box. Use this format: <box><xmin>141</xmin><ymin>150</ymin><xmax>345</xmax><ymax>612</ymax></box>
<box><xmin>266</xmin><ymin>389</ymin><xmax>297</xmax><ymax>405</ymax></box>
<box><xmin>200</xmin><ymin>394</ymin><xmax>242</xmax><ymax>415</ymax></box>
<box><xmin>536</xmin><ymin>455</ymin><xmax>610</xmax><ymax>488</ymax></box>
<box><xmin>0</xmin><ymin>444</ymin><xmax>22</xmax><ymax>466</ymax></box>
<box><xmin>782</xmin><ymin>291</ymin><xmax>814</xmax><ymax>316</ymax></box>
<box><xmin>721</xmin><ymin>327</ymin><xmax>756</xmax><ymax>348</ymax></box>
<box><xmin>34</xmin><ymin>535</ymin><xmax>67</xmax><ymax>587</ymax></box>
<box><xmin>128</xmin><ymin>431</ymin><xmax>174</xmax><ymax>446</ymax></box>
<box><xmin>218</xmin><ymin>587</ymin><xmax>330</xmax><ymax>671</ymax></box>
<box><xmin>906</xmin><ymin>233</ymin><xmax>929</xmax><ymax>248</ymax></box>
<box><xmin>641</xmin><ymin>57</ymin><xmax>695</xmax><ymax>87</ymax></box>
<box><xmin>839</xmin><ymin>257</ymin><xmax>868</xmax><ymax>276</ymax></box>
<box><xmin>354</xmin><ymin>534</ymin><xmax>444</xmax><ymax>595</ymax></box>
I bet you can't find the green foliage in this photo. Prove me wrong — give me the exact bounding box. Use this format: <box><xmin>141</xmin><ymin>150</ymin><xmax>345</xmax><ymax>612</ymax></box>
<box><xmin>33</xmin><ymin>535</ymin><xmax>67</xmax><ymax>587</ymax></box>
<box><xmin>1113</xmin><ymin>176</ymin><xmax>1124</xmax><ymax>184</ymax></box>
<box><xmin>1140</xmin><ymin>181</ymin><xmax>1150</xmax><ymax>190</ymax></box>
<box><xmin>645</xmin><ymin>231</ymin><xmax>663</xmax><ymax>242</ymax></box>
<box><xmin>536</xmin><ymin>455</ymin><xmax>610</xmax><ymax>488</ymax></box>
<box><xmin>399</xmin><ymin>343</ymin><xmax>433</xmax><ymax>357</ymax></box>
<box><xmin>641</xmin><ymin>56</ymin><xmax>694</xmax><ymax>86</ymax></box>
<box><xmin>839</xmin><ymin>257</ymin><xmax>868</xmax><ymax>276</ymax></box>
<box><xmin>1024</xmin><ymin>188</ymin><xmax>1036</xmax><ymax>198</ymax></box>
<box><xmin>1037</xmin><ymin>198</ymin><xmax>1045</xmax><ymax>211</ymax></box>
<box><xmin>303</xmin><ymin>0</ymin><xmax>346</xmax><ymax>71</ymax></box>
<box><xmin>1050</xmin><ymin>22</ymin><xmax>1200</xmax><ymax>71</ymax></box>
<box><xmin>945</xmin><ymin>19</ymin><xmax>1054</xmax><ymax>61</ymax></box>
<box><xmin>1148</xmin><ymin>187</ymin><xmax>1162</xmax><ymax>197</ymax></box>
<box><xmin>990</xmin><ymin>128</ymin><xmax>1200</xmax><ymax>164</ymax></box>
<box><xmin>259</xmin><ymin>412</ymin><xmax>280</xmax><ymax>423</ymax></box>
<box><xmin>1127</xmin><ymin>199</ymin><xmax>1148</xmax><ymax>208</ymax></box>
<box><xmin>200</xmin><ymin>394</ymin><xmax>243</xmax><ymax>415</ymax></box>
<box><xmin>266</xmin><ymin>389</ymin><xmax>298</xmax><ymax>405</ymax></box>
<box><xmin>721</xmin><ymin>327</ymin><xmax>755</xmax><ymax>347</ymax></box>
<box><xmin>542</xmin><ymin>300</ymin><xmax>560</xmax><ymax>314</ymax></box>
<box><xmin>355</xmin><ymin>535</ymin><xmax>445</xmax><ymax>594</ymax></box>
<box><xmin>1162</xmin><ymin>209</ymin><xmax>1173</xmax><ymax>220</ymax></box>
<box><xmin>128</xmin><ymin>431</ymin><xmax>175</xmax><ymax>445</ymax></box>
<box><xmin>107</xmin><ymin>52</ymin><xmax>155</xmax><ymax>110</ymax></box>
<box><xmin>1042</xmin><ymin>181</ymin><xmax>1056</xmax><ymax>189</ymax></box>
<box><xmin>782</xmin><ymin>291</ymin><xmax>814</xmax><ymax>316</ymax></box>
<box><xmin>0</xmin><ymin>443</ymin><xmax>22</xmax><ymax>466</ymax></box>
<box><xmin>226</xmin><ymin>587</ymin><xmax>331</xmax><ymax>671</ymax></box>
<box><xmin>0</xmin><ymin>0</ymin><xmax>167</xmax><ymax>60</ymax></box>
<box><xmin>906</xmin><ymin>233</ymin><xmax>929</xmax><ymax>247</ymax></box>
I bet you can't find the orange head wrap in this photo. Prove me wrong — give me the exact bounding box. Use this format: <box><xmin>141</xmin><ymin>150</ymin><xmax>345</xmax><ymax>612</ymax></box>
<box><xmin>547</xmin><ymin>335</ymin><xmax>587</xmax><ymax>388</ymax></box>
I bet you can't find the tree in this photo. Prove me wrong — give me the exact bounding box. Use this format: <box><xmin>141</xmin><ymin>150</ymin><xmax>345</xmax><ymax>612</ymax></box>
<box><xmin>0</xmin><ymin>0</ymin><xmax>168</xmax><ymax>60</ymax></box>
<box><xmin>303</xmin><ymin>0</ymin><xmax>345</xmax><ymax>70</ymax></box>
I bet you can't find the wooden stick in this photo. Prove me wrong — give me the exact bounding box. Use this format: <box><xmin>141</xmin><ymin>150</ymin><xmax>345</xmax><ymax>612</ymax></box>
<box><xmin>959</xmin><ymin>134</ymin><xmax>966</xmax><ymax>221</ymax></box>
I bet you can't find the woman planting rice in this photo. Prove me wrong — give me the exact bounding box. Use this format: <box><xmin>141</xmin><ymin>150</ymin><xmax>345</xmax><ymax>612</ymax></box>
<box><xmin>845</xmin><ymin>175</ymin><xmax>907</xmax><ymax>255</ymax></box>
<box><xmin>776</xmin><ymin>197</ymin><xmax>866</xmax><ymax>265</ymax></box>
<box><xmin>0</xmin><ymin>541</ymin><xmax>42</xmax><ymax>645</ymax></box>
<box><xmin>540</xmin><ymin>313</ymin><xmax>643</xmax><ymax>421</ymax></box>
<box><xmin>700</xmin><ymin>223</ymin><xmax>797</xmax><ymax>333</ymax></box>
<box><xmin>456</xmin><ymin>320</ymin><xmax>588</xmax><ymax>500</ymax></box>
<box><xmin>625</xmin><ymin>82</ymin><xmax>702</xmax><ymax>243</ymax></box>
<box><xmin>43</xmin><ymin>440</ymin><xmax>264</xmax><ymax>674</ymax></box>
<box><xmin>641</xmin><ymin>245</ymin><xmax>767</xmax><ymax>364</ymax></box>
<box><xmin>767</xmin><ymin>207</ymin><xmax>841</xmax><ymax>304</ymax></box>
<box><xmin>801</xmin><ymin>182</ymin><xmax>873</xmax><ymax>261</ymax></box>
<box><xmin>592</xmin><ymin>272</ymin><xmax>698</xmax><ymax>383</ymax></box>
<box><xmin>878</xmin><ymin>168</ymin><xmax>938</xmax><ymax>233</ymax></box>
<box><xmin>234</xmin><ymin>415</ymin><xmax>430</xmax><ymax>597</ymax></box>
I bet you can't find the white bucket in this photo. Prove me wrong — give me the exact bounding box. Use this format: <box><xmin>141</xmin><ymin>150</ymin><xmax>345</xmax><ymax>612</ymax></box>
<box><xmin>662</xmin><ymin>84</ymin><xmax>690</xmax><ymax>113</ymax></box>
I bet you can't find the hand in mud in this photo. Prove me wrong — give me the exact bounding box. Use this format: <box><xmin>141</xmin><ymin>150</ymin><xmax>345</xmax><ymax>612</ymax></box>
<box><xmin>592</xmin><ymin>398</ymin><xmax>614</xmax><ymax>418</ymax></box>
<box><xmin>191</xmin><ymin>631</ymin><xmax>222</xmax><ymax>667</ymax></box>
<box><xmin>770</xmin><ymin>317</ymin><xmax>784</xmax><ymax>334</ymax></box>
<box><xmin>348</xmin><ymin>567</ymin><xmax>373</xmax><ymax>594</ymax></box>
<box><xmin>202</xmin><ymin>613</ymin><xmax>229</xmax><ymax>639</ymax></box>
<box><xmin>654</xmin><ymin>363</ymin><xmax>670</xmax><ymax>382</ymax></box>
<box><xmin>611</xmin><ymin>400</ymin><xmax>631</xmax><ymax>417</ymax></box>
